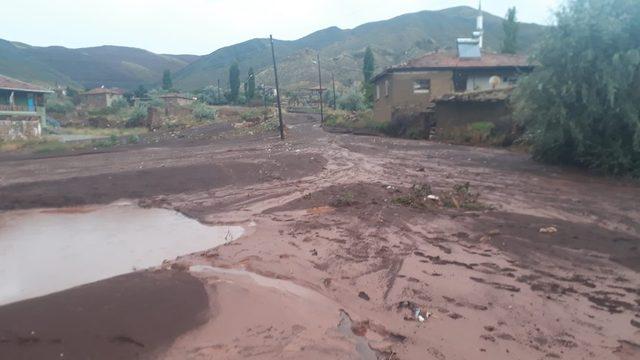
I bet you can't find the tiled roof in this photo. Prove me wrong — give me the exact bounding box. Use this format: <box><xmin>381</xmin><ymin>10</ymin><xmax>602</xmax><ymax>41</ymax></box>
<box><xmin>0</xmin><ymin>74</ymin><xmax>53</xmax><ymax>93</ymax></box>
<box><xmin>83</xmin><ymin>87</ymin><xmax>124</xmax><ymax>95</ymax></box>
<box><xmin>372</xmin><ymin>52</ymin><xmax>533</xmax><ymax>82</ymax></box>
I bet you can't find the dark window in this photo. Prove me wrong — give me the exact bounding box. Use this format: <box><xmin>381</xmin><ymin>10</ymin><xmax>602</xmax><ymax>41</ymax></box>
<box><xmin>413</xmin><ymin>79</ymin><xmax>431</xmax><ymax>94</ymax></box>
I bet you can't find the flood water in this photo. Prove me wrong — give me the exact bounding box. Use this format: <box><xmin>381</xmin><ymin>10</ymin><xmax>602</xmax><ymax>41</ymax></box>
<box><xmin>0</xmin><ymin>202</ymin><xmax>244</xmax><ymax>306</ymax></box>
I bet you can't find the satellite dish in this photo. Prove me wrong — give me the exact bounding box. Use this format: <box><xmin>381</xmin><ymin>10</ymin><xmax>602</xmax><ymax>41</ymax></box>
<box><xmin>489</xmin><ymin>76</ymin><xmax>502</xmax><ymax>89</ymax></box>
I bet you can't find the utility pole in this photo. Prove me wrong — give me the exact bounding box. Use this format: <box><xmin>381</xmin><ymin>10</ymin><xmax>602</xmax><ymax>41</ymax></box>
<box><xmin>317</xmin><ymin>53</ymin><xmax>324</xmax><ymax>123</ymax></box>
<box><xmin>270</xmin><ymin>35</ymin><xmax>285</xmax><ymax>140</ymax></box>
<box><xmin>331</xmin><ymin>73</ymin><xmax>337</xmax><ymax>110</ymax></box>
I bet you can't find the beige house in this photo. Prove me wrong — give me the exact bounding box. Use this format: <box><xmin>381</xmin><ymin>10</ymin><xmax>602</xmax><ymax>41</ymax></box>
<box><xmin>81</xmin><ymin>87</ymin><xmax>124</xmax><ymax>108</ymax></box>
<box><xmin>371</xmin><ymin>52</ymin><xmax>532</xmax><ymax>123</ymax></box>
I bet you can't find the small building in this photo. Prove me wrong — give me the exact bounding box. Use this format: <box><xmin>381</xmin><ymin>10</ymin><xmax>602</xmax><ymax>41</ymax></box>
<box><xmin>432</xmin><ymin>87</ymin><xmax>516</xmax><ymax>143</ymax></box>
<box><xmin>0</xmin><ymin>74</ymin><xmax>53</xmax><ymax>140</ymax></box>
<box><xmin>371</xmin><ymin>2</ymin><xmax>533</xmax><ymax>124</ymax></box>
<box><xmin>81</xmin><ymin>87</ymin><xmax>124</xmax><ymax>108</ymax></box>
<box><xmin>158</xmin><ymin>93</ymin><xmax>195</xmax><ymax>107</ymax></box>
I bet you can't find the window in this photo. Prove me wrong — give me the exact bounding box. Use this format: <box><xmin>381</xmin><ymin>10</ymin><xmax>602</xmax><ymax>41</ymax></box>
<box><xmin>375</xmin><ymin>84</ymin><xmax>380</xmax><ymax>100</ymax></box>
<box><xmin>413</xmin><ymin>79</ymin><xmax>431</xmax><ymax>94</ymax></box>
<box><xmin>384</xmin><ymin>80</ymin><xmax>390</xmax><ymax>97</ymax></box>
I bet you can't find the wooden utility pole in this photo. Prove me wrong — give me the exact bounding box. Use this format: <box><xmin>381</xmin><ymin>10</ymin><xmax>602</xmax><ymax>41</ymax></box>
<box><xmin>331</xmin><ymin>73</ymin><xmax>337</xmax><ymax>110</ymax></box>
<box><xmin>270</xmin><ymin>35</ymin><xmax>285</xmax><ymax>140</ymax></box>
<box><xmin>317</xmin><ymin>53</ymin><xmax>324</xmax><ymax>123</ymax></box>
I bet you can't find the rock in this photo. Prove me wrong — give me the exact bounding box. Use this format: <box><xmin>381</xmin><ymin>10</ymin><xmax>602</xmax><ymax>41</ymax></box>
<box><xmin>358</xmin><ymin>291</ymin><xmax>370</xmax><ymax>301</ymax></box>
<box><xmin>539</xmin><ymin>226</ymin><xmax>558</xmax><ymax>234</ymax></box>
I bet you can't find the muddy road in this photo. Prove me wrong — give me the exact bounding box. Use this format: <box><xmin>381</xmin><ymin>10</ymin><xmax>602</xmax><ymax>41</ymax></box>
<box><xmin>1</xmin><ymin>113</ymin><xmax>639</xmax><ymax>359</ymax></box>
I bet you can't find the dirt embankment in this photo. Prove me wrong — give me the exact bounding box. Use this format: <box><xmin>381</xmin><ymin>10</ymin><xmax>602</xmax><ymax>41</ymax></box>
<box><xmin>0</xmin><ymin>270</ymin><xmax>208</xmax><ymax>360</ymax></box>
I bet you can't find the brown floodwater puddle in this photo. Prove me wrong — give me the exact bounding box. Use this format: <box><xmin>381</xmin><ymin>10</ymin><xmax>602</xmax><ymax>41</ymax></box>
<box><xmin>0</xmin><ymin>201</ymin><xmax>244</xmax><ymax>306</ymax></box>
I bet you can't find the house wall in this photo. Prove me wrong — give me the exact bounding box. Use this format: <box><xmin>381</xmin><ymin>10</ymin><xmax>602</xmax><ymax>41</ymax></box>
<box><xmin>433</xmin><ymin>100</ymin><xmax>514</xmax><ymax>144</ymax></box>
<box><xmin>373</xmin><ymin>70</ymin><xmax>454</xmax><ymax>123</ymax></box>
<box><xmin>464</xmin><ymin>69</ymin><xmax>526</xmax><ymax>91</ymax></box>
<box><xmin>0</xmin><ymin>118</ymin><xmax>41</xmax><ymax>141</ymax></box>
<box><xmin>82</xmin><ymin>94</ymin><xmax>108</xmax><ymax>108</ymax></box>
<box><xmin>105</xmin><ymin>93</ymin><xmax>123</xmax><ymax>107</ymax></box>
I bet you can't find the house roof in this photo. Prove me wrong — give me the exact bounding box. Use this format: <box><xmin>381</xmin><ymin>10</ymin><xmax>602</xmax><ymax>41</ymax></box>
<box><xmin>83</xmin><ymin>87</ymin><xmax>124</xmax><ymax>95</ymax></box>
<box><xmin>0</xmin><ymin>74</ymin><xmax>53</xmax><ymax>93</ymax></box>
<box><xmin>372</xmin><ymin>52</ymin><xmax>533</xmax><ymax>82</ymax></box>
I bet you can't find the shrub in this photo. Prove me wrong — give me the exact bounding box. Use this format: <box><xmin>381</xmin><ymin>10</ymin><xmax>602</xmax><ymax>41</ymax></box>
<box><xmin>337</xmin><ymin>88</ymin><xmax>367</xmax><ymax>112</ymax></box>
<box><xmin>127</xmin><ymin>105</ymin><xmax>147</xmax><ymax>127</ymax></box>
<box><xmin>47</xmin><ymin>98</ymin><xmax>75</xmax><ymax>114</ymax></box>
<box><xmin>192</xmin><ymin>103</ymin><xmax>216</xmax><ymax>120</ymax></box>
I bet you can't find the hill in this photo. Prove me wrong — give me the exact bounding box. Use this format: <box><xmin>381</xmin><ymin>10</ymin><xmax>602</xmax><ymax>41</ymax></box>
<box><xmin>0</xmin><ymin>41</ymin><xmax>199</xmax><ymax>89</ymax></box>
<box><xmin>174</xmin><ymin>6</ymin><xmax>546</xmax><ymax>90</ymax></box>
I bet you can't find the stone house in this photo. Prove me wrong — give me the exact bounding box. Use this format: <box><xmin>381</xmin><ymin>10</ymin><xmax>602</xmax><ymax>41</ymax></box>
<box><xmin>0</xmin><ymin>74</ymin><xmax>53</xmax><ymax>140</ymax></box>
<box><xmin>81</xmin><ymin>87</ymin><xmax>124</xmax><ymax>108</ymax></box>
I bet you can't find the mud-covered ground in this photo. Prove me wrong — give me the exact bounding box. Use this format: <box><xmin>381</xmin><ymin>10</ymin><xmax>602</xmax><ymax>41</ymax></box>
<box><xmin>1</xmin><ymin>113</ymin><xmax>639</xmax><ymax>359</ymax></box>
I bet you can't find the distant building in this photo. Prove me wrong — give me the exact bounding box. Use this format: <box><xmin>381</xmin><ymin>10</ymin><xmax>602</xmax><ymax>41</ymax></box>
<box><xmin>0</xmin><ymin>74</ymin><xmax>53</xmax><ymax>140</ymax></box>
<box><xmin>158</xmin><ymin>93</ymin><xmax>195</xmax><ymax>107</ymax></box>
<box><xmin>371</xmin><ymin>2</ymin><xmax>533</xmax><ymax>124</ymax></box>
<box><xmin>81</xmin><ymin>87</ymin><xmax>124</xmax><ymax>108</ymax></box>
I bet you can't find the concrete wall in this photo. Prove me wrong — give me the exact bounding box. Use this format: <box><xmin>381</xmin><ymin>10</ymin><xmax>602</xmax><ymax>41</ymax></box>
<box><xmin>373</xmin><ymin>70</ymin><xmax>453</xmax><ymax>123</ymax></box>
<box><xmin>0</xmin><ymin>118</ymin><xmax>41</xmax><ymax>141</ymax></box>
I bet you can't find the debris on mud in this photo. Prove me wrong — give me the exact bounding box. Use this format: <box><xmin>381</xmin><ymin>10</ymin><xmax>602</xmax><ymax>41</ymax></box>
<box><xmin>539</xmin><ymin>226</ymin><xmax>558</xmax><ymax>234</ymax></box>
<box><xmin>440</xmin><ymin>182</ymin><xmax>487</xmax><ymax>210</ymax></box>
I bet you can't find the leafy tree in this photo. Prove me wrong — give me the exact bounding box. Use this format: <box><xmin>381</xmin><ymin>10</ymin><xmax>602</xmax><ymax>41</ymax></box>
<box><xmin>65</xmin><ymin>86</ymin><xmax>81</xmax><ymax>105</ymax></box>
<box><xmin>133</xmin><ymin>85</ymin><xmax>148</xmax><ymax>98</ymax></box>
<box><xmin>501</xmin><ymin>7</ymin><xmax>519</xmax><ymax>54</ymax></box>
<box><xmin>362</xmin><ymin>46</ymin><xmax>375</xmax><ymax>105</ymax></box>
<box><xmin>229</xmin><ymin>63</ymin><xmax>240</xmax><ymax>103</ymax></box>
<box><xmin>513</xmin><ymin>0</ymin><xmax>640</xmax><ymax>176</ymax></box>
<box><xmin>247</xmin><ymin>67</ymin><xmax>256</xmax><ymax>100</ymax></box>
<box><xmin>162</xmin><ymin>69</ymin><xmax>172</xmax><ymax>90</ymax></box>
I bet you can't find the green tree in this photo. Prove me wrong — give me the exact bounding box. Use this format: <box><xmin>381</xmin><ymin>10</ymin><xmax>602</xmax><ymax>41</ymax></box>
<box><xmin>513</xmin><ymin>0</ymin><xmax>640</xmax><ymax>176</ymax></box>
<box><xmin>133</xmin><ymin>85</ymin><xmax>148</xmax><ymax>98</ymax></box>
<box><xmin>501</xmin><ymin>7</ymin><xmax>519</xmax><ymax>54</ymax></box>
<box><xmin>229</xmin><ymin>63</ymin><xmax>240</xmax><ymax>103</ymax></box>
<box><xmin>362</xmin><ymin>46</ymin><xmax>375</xmax><ymax>105</ymax></box>
<box><xmin>162</xmin><ymin>69</ymin><xmax>172</xmax><ymax>90</ymax></box>
<box><xmin>247</xmin><ymin>67</ymin><xmax>256</xmax><ymax>100</ymax></box>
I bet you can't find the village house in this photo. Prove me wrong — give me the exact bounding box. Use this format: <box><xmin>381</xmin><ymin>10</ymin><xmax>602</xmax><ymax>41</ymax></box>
<box><xmin>371</xmin><ymin>3</ymin><xmax>533</xmax><ymax>127</ymax></box>
<box><xmin>81</xmin><ymin>87</ymin><xmax>124</xmax><ymax>108</ymax></box>
<box><xmin>158</xmin><ymin>93</ymin><xmax>195</xmax><ymax>107</ymax></box>
<box><xmin>0</xmin><ymin>74</ymin><xmax>53</xmax><ymax>140</ymax></box>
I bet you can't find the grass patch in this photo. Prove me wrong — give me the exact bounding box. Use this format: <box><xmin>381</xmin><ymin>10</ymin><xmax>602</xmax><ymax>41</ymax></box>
<box><xmin>58</xmin><ymin>127</ymin><xmax>147</xmax><ymax>137</ymax></box>
<box><xmin>440</xmin><ymin>182</ymin><xmax>488</xmax><ymax>210</ymax></box>
<box><xmin>323</xmin><ymin>110</ymin><xmax>384</xmax><ymax>132</ymax></box>
<box><xmin>393</xmin><ymin>183</ymin><xmax>434</xmax><ymax>208</ymax></box>
<box><xmin>329</xmin><ymin>192</ymin><xmax>355</xmax><ymax>207</ymax></box>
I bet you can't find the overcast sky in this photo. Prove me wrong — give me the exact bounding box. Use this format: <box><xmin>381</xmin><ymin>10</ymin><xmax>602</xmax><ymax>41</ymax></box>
<box><xmin>3</xmin><ymin>0</ymin><xmax>562</xmax><ymax>55</ymax></box>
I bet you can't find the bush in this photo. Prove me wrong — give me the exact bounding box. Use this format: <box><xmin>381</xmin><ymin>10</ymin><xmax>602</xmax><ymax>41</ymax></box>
<box><xmin>337</xmin><ymin>88</ymin><xmax>368</xmax><ymax>112</ymax></box>
<box><xmin>47</xmin><ymin>98</ymin><xmax>75</xmax><ymax>114</ymax></box>
<box><xmin>192</xmin><ymin>103</ymin><xmax>216</xmax><ymax>120</ymax></box>
<box><xmin>127</xmin><ymin>105</ymin><xmax>147</xmax><ymax>127</ymax></box>
<box><xmin>513</xmin><ymin>0</ymin><xmax>640</xmax><ymax>177</ymax></box>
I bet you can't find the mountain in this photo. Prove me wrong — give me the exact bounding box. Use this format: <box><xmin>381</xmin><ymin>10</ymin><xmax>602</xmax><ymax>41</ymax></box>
<box><xmin>0</xmin><ymin>40</ymin><xmax>199</xmax><ymax>89</ymax></box>
<box><xmin>0</xmin><ymin>6</ymin><xmax>545</xmax><ymax>91</ymax></box>
<box><xmin>174</xmin><ymin>6</ymin><xmax>547</xmax><ymax>91</ymax></box>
